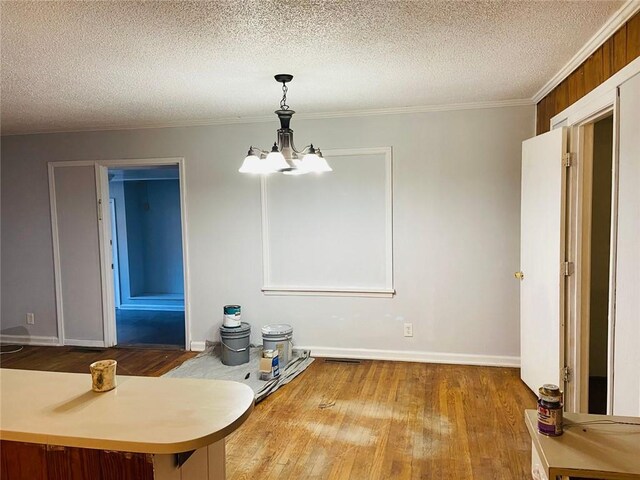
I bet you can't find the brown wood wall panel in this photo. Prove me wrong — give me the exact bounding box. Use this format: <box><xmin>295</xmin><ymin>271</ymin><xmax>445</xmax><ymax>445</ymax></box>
<box><xmin>628</xmin><ymin>13</ymin><xmax>640</xmax><ymax>61</ymax></box>
<box><xmin>537</xmin><ymin>11</ymin><xmax>640</xmax><ymax>134</ymax></box>
<box><xmin>602</xmin><ymin>41</ymin><xmax>613</xmax><ymax>79</ymax></box>
<box><xmin>613</xmin><ymin>25</ymin><xmax>628</xmax><ymax>72</ymax></box>
<box><xmin>568</xmin><ymin>65</ymin><xmax>585</xmax><ymax>104</ymax></box>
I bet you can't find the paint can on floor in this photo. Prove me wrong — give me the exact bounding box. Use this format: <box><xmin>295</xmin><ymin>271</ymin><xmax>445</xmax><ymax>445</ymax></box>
<box><xmin>260</xmin><ymin>349</ymin><xmax>280</xmax><ymax>381</ymax></box>
<box><xmin>261</xmin><ymin>324</ymin><xmax>293</xmax><ymax>367</ymax></box>
<box><xmin>537</xmin><ymin>384</ymin><xmax>563</xmax><ymax>436</ymax></box>
<box><xmin>223</xmin><ymin>305</ymin><xmax>242</xmax><ymax>328</ymax></box>
<box><xmin>219</xmin><ymin>322</ymin><xmax>250</xmax><ymax>366</ymax></box>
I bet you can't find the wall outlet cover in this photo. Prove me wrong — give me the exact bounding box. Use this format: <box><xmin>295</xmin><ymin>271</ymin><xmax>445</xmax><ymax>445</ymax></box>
<box><xmin>403</xmin><ymin>322</ymin><xmax>413</xmax><ymax>337</ymax></box>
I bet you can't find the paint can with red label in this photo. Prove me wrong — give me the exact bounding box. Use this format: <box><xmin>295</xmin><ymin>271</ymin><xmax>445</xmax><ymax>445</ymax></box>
<box><xmin>537</xmin><ymin>384</ymin><xmax>563</xmax><ymax>436</ymax></box>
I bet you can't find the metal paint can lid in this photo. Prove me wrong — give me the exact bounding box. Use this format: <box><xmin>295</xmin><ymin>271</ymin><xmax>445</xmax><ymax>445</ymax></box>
<box><xmin>538</xmin><ymin>384</ymin><xmax>563</xmax><ymax>403</ymax></box>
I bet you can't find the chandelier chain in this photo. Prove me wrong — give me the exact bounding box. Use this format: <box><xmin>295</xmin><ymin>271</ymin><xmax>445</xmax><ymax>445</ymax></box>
<box><xmin>280</xmin><ymin>82</ymin><xmax>289</xmax><ymax>110</ymax></box>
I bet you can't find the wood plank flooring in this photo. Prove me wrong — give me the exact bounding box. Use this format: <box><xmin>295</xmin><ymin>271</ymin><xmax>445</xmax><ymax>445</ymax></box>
<box><xmin>1</xmin><ymin>347</ymin><xmax>537</xmax><ymax>479</ymax></box>
<box><xmin>0</xmin><ymin>345</ymin><xmax>196</xmax><ymax>377</ymax></box>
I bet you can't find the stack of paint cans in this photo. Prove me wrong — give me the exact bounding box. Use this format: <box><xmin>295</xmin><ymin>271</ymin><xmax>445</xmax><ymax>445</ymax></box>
<box><xmin>537</xmin><ymin>384</ymin><xmax>563</xmax><ymax>436</ymax></box>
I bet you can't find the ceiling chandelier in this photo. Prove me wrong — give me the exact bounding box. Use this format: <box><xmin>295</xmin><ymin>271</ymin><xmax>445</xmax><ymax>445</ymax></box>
<box><xmin>239</xmin><ymin>74</ymin><xmax>332</xmax><ymax>175</ymax></box>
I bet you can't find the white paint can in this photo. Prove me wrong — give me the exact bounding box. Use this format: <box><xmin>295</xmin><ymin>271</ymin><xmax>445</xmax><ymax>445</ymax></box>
<box><xmin>261</xmin><ymin>324</ymin><xmax>293</xmax><ymax>367</ymax></box>
<box><xmin>223</xmin><ymin>305</ymin><xmax>241</xmax><ymax>328</ymax></box>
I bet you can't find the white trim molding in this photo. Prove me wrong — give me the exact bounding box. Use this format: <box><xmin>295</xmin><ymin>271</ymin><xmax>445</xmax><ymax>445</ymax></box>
<box><xmin>95</xmin><ymin>157</ymin><xmax>191</xmax><ymax>350</ymax></box>
<box><xmin>49</xmin><ymin>157</ymin><xmax>191</xmax><ymax>350</ymax></box>
<box><xmin>298</xmin><ymin>346</ymin><xmax>520</xmax><ymax>368</ymax></box>
<box><xmin>0</xmin><ymin>334</ymin><xmax>60</xmax><ymax>346</ymax></box>
<box><xmin>260</xmin><ymin>147</ymin><xmax>394</xmax><ymax>297</ymax></box>
<box><xmin>533</xmin><ymin>0</ymin><xmax>640</xmax><ymax>103</ymax></box>
<box><xmin>190</xmin><ymin>341</ymin><xmax>206</xmax><ymax>352</ymax></box>
<box><xmin>63</xmin><ymin>339</ymin><xmax>106</xmax><ymax>348</ymax></box>
<box><xmin>262</xmin><ymin>287</ymin><xmax>395</xmax><ymax>298</ymax></box>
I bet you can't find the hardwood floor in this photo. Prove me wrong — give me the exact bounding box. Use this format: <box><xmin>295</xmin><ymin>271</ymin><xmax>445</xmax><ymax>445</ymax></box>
<box><xmin>0</xmin><ymin>345</ymin><xmax>196</xmax><ymax>377</ymax></box>
<box><xmin>1</xmin><ymin>347</ymin><xmax>537</xmax><ymax>479</ymax></box>
<box><xmin>226</xmin><ymin>359</ymin><xmax>537</xmax><ymax>480</ymax></box>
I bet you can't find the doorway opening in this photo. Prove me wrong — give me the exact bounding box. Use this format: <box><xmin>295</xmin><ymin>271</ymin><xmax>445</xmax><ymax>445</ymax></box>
<box><xmin>584</xmin><ymin>115</ymin><xmax>614</xmax><ymax>414</ymax></box>
<box><xmin>107</xmin><ymin>165</ymin><xmax>185</xmax><ymax>348</ymax></box>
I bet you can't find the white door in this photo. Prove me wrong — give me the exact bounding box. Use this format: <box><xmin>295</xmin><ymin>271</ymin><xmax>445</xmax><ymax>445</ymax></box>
<box><xmin>613</xmin><ymin>73</ymin><xmax>640</xmax><ymax>416</ymax></box>
<box><xmin>50</xmin><ymin>164</ymin><xmax>105</xmax><ymax>346</ymax></box>
<box><xmin>520</xmin><ymin>128</ymin><xmax>568</xmax><ymax>393</ymax></box>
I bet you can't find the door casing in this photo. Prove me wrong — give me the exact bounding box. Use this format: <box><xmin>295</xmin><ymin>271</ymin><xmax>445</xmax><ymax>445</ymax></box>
<box><xmin>49</xmin><ymin>157</ymin><xmax>191</xmax><ymax>350</ymax></box>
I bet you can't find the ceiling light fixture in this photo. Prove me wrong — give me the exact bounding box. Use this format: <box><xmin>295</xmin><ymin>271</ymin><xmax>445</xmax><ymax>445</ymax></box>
<box><xmin>239</xmin><ymin>74</ymin><xmax>332</xmax><ymax>175</ymax></box>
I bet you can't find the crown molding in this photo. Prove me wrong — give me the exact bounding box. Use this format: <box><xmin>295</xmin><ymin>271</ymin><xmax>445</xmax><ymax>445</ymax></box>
<box><xmin>0</xmin><ymin>98</ymin><xmax>533</xmax><ymax>137</ymax></box>
<box><xmin>531</xmin><ymin>0</ymin><xmax>640</xmax><ymax>104</ymax></box>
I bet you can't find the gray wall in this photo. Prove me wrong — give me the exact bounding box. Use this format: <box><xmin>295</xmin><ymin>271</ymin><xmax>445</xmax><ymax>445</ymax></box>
<box><xmin>1</xmin><ymin>105</ymin><xmax>534</xmax><ymax>360</ymax></box>
<box><xmin>122</xmin><ymin>179</ymin><xmax>184</xmax><ymax>296</ymax></box>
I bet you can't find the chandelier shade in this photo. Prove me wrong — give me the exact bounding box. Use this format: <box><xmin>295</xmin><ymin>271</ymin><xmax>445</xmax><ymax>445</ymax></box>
<box><xmin>239</xmin><ymin>75</ymin><xmax>332</xmax><ymax>175</ymax></box>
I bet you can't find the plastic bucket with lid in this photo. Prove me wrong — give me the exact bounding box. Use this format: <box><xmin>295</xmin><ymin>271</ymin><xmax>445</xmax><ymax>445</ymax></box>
<box><xmin>220</xmin><ymin>322</ymin><xmax>250</xmax><ymax>366</ymax></box>
<box><xmin>261</xmin><ymin>324</ymin><xmax>293</xmax><ymax>367</ymax></box>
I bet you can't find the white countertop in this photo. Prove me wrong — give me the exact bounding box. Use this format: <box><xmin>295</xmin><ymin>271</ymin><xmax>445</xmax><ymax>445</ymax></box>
<box><xmin>0</xmin><ymin>368</ymin><xmax>254</xmax><ymax>454</ymax></box>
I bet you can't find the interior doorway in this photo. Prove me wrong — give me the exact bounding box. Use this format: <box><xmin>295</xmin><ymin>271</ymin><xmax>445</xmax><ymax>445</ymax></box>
<box><xmin>106</xmin><ymin>164</ymin><xmax>186</xmax><ymax>348</ymax></box>
<box><xmin>583</xmin><ymin>115</ymin><xmax>614</xmax><ymax>414</ymax></box>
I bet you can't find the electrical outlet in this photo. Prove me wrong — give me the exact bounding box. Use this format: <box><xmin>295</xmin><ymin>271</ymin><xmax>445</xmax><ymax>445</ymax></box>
<box><xmin>403</xmin><ymin>322</ymin><xmax>413</xmax><ymax>337</ymax></box>
<box><xmin>26</xmin><ymin>313</ymin><xmax>35</xmax><ymax>325</ymax></box>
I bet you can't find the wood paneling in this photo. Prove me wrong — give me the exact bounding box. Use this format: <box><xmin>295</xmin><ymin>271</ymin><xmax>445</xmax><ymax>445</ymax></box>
<box><xmin>628</xmin><ymin>13</ymin><xmax>640</xmax><ymax>62</ymax></box>
<box><xmin>537</xmin><ymin>11</ymin><xmax>640</xmax><ymax>134</ymax></box>
<box><xmin>613</xmin><ymin>25</ymin><xmax>628</xmax><ymax>73</ymax></box>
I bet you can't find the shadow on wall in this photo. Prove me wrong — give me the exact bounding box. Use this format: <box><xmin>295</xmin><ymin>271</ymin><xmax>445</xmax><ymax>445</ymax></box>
<box><xmin>0</xmin><ymin>326</ymin><xmax>31</xmax><ymax>337</ymax></box>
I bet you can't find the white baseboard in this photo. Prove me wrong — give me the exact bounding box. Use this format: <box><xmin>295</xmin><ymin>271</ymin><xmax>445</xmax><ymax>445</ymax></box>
<box><xmin>0</xmin><ymin>334</ymin><xmax>60</xmax><ymax>346</ymax></box>
<box><xmin>190</xmin><ymin>341</ymin><xmax>206</xmax><ymax>352</ymax></box>
<box><xmin>63</xmin><ymin>339</ymin><xmax>106</xmax><ymax>348</ymax></box>
<box><xmin>296</xmin><ymin>346</ymin><xmax>520</xmax><ymax>368</ymax></box>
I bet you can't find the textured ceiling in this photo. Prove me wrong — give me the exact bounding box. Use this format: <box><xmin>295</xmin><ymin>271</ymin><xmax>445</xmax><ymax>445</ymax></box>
<box><xmin>1</xmin><ymin>0</ymin><xmax>623</xmax><ymax>135</ymax></box>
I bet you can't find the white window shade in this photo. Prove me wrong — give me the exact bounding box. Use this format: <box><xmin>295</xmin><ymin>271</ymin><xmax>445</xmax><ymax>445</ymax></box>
<box><xmin>261</xmin><ymin>147</ymin><xmax>394</xmax><ymax>297</ymax></box>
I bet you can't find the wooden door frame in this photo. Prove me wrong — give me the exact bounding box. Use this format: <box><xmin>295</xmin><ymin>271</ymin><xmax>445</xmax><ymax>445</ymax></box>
<box><xmin>96</xmin><ymin>158</ymin><xmax>191</xmax><ymax>350</ymax></box>
<box><xmin>554</xmin><ymin>92</ymin><xmax>621</xmax><ymax>414</ymax></box>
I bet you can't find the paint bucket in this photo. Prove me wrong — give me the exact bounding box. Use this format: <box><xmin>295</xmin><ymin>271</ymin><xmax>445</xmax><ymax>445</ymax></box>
<box><xmin>90</xmin><ymin>359</ymin><xmax>117</xmax><ymax>392</ymax></box>
<box><xmin>261</xmin><ymin>324</ymin><xmax>293</xmax><ymax>367</ymax></box>
<box><xmin>220</xmin><ymin>322</ymin><xmax>250</xmax><ymax>366</ymax></box>
<box><xmin>223</xmin><ymin>305</ymin><xmax>242</xmax><ymax>328</ymax></box>
<box><xmin>537</xmin><ymin>384</ymin><xmax>563</xmax><ymax>436</ymax></box>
